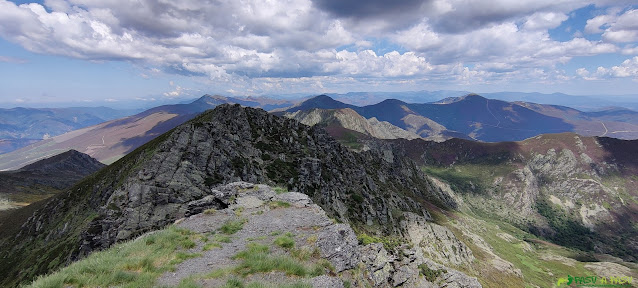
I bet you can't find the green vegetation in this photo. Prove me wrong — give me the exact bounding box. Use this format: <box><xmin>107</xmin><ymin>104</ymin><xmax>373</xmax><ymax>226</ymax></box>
<box><xmin>535</xmin><ymin>197</ymin><xmax>593</xmax><ymax>251</ymax></box>
<box><xmin>28</xmin><ymin>226</ymin><xmax>201</xmax><ymax>288</ymax></box>
<box><xmin>357</xmin><ymin>233</ymin><xmax>404</xmax><ymax>251</ymax></box>
<box><xmin>450</xmin><ymin>213</ymin><xmax>598</xmax><ymax>288</ymax></box>
<box><xmin>418</xmin><ymin>264</ymin><xmax>446</xmax><ymax>282</ymax></box>
<box><xmin>274</xmin><ymin>232</ymin><xmax>295</xmax><ymax>249</ymax></box>
<box><xmin>422</xmin><ymin>164</ymin><xmax>514</xmax><ymax>195</ymax></box>
<box><xmin>269</xmin><ymin>201</ymin><xmax>291</xmax><ymax>209</ymax></box>
<box><xmin>220</xmin><ymin>218</ymin><xmax>247</xmax><ymax>235</ymax></box>
<box><xmin>273</xmin><ymin>186</ymin><xmax>288</xmax><ymax>194</ymax></box>
<box><xmin>231</xmin><ymin>243</ymin><xmax>329</xmax><ymax>277</ymax></box>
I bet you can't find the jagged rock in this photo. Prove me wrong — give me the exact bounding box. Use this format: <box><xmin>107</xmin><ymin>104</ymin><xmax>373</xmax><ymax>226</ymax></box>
<box><xmin>0</xmin><ymin>105</ymin><xmax>480</xmax><ymax>286</ymax></box>
<box><xmin>185</xmin><ymin>195</ymin><xmax>227</xmax><ymax>217</ymax></box>
<box><xmin>360</xmin><ymin>243</ymin><xmax>394</xmax><ymax>286</ymax></box>
<box><xmin>420</xmin><ymin>259</ymin><xmax>482</xmax><ymax>288</ymax></box>
<box><xmin>402</xmin><ymin>212</ymin><xmax>475</xmax><ymax>266</ymax></box>
<box><xmin>317</xmin><ymin>223</ymin><xmax>360</xmax><ymax>272</ymax></box>
<box><xmin>359</xmin><ymin>241</ymin><xmax>481</xmax><ymax>288</ymax></box>
<box><xmin>273</xmin><ymin>192</ymin><xmax>312</xmax><ymax>207</ymax></box>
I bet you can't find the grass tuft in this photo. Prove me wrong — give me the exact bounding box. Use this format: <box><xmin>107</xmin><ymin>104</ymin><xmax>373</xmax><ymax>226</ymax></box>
<box><xmin>268</xmin><ymin>201</ymin><xmax>291</xmax><ymax>209</ymax></box>
<box><xmin>274</xmin><ymin>234</ymin><xmax>295</xmax><ymax>249</ymax></box>
<box><xmin>220</xmin><ymin>219</ymin><xmax>247</xmax><ymax>235</ymax></box>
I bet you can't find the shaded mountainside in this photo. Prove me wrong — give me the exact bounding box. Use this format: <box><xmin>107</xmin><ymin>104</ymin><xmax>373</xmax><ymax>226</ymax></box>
<box><xmin>0</xmin><ymin>150</ymin><xmax>105</xmax><ymax>210</ymax></box>
<box><xmin>284</xmin><ymin>94</ymin><xmax>638</xmax><ymax>142</ymax></box>
<box><xmin>0</xmin><ymin>95</ymin><xmax>287</xmax><ymax>171</ymax></box>
<box><xmin>0</xmin><ymin>104</ymin><xmax>455</xmax><ymax>287</ymax></box>
<box><xmin>359</xmin><ymin>133</ymin><xmax>638</xmax><ymax>261</ymax></box>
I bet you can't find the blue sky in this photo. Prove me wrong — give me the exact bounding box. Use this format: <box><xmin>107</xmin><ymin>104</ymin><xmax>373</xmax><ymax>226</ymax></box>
<box><xmin>0</xmin><ymin>0</ymin><xmax>637</xmax><ymax>107</ymax></box>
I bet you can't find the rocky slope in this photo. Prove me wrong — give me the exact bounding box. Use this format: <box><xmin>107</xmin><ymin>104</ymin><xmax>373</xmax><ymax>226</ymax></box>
<box><xmin>5</xmin><ymin>104</ymin><xmax>637</xmax><ymax>287</ymax></box>
<box><xmin>27</xmin><ymin>182</ymin><xmax>481</xmax><ymax>288</ymax></box>
<box><xmin>0</xmin><ymin>104</ymin><xmax>458</xmax><ymax>287</ymax></box>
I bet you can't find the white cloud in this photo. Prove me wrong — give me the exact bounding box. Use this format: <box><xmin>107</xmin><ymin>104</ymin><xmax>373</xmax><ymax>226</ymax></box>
<box><xmin>621</xmin><ymin>45</ymin><xmax>638</xmax><ymax>55</ymax></box>
<box><xmin>164</xmin><ymin>84</ymin><xmax>194</xmax><ymax>98</ymax></box>
<box><xmin>585</xmin><ymin>9</ymin><xmax>638</xmax><ymax>43</ymax></box>
<box><xmin>578</xmin><ymin>56</ymin><xmax>638</xmax><ymax>80</ymax></box>
<box><xmin>523</xmin><ymin>12</ymin><xmax>568</xmax><ymax>31</ymax></box>
<box><xmin>323</xmin><ymin>49</ymin><xmax>434</xmax><ymax>77</ymax></box>
<box><xmin>0</xmin><ymin>0</ymin><xmax>635</xmax><ymax>94</ymax></box>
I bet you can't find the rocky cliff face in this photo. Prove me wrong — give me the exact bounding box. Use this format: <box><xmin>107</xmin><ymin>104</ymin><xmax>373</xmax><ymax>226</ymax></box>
<box><xmin>0</xmin><ymin>104</ymin><xmax>463</xmax><ymax>286</ymax></box>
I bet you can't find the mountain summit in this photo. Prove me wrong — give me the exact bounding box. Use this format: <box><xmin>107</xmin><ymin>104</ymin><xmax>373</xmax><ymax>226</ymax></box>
<box><xmin>0</xmin><ymin>104</ymin><xmax>454</xmax><ymax>286</ymax></box>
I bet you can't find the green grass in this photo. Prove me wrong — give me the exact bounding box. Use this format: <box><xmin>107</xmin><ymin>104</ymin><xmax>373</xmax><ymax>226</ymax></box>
<box><xmin>230</xmin><ymin>243</ymin><xmax>329</xmax><ymax>278</ymax></box>
<box><xmin>220</xmin><ymin>219</ymin><xmax>247</xmax><ymax>235</ymax></box>
<box><xmin>27</xmin><ymin>226</ymin><xmax>202</xmax><ymax>288</ymax></box>
<box><xmin>203</xmin><ymin>242</ymin><xmax>222</xmax><ymax>251</ymax></box>
<box><xmin>273</xmin><ymin>187</ymin><xmax>288</xmax><ymax>194</ymax></box>
<box><xmin>269</xmin><ymin>201</ymin><xmax>291</xmax><ymax>209</ymax></box>
<box><xmin>274</xmin><ymin>233</ymin><xmax>295</xmax><ymax>249</ymax></box>
<box><xmin>214</xmin><ymin>234</ymin><xmax>232</xmax><ymax>243</ymax></box>
<box><xmin>451</xmin><ymin>213</ymin><xmax>598</xmax><ymax>288</ymax></box>
<box><xmin>422</xmin><ymin>164</ymin><xmax>513</xmax><ymax>195</ymax></box>
<box><xmin>418</xmin><ymin>264</ymin><xmax>446</xmax><ymax>282</ymax></box>
<box><xmin>356</xmin><ymin>232</ymin><xmax>404</xmax><ymax>251</ymax></box>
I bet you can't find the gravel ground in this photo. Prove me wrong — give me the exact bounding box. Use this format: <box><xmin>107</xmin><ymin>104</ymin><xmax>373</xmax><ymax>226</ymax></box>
<box><xmin>156</xmin><ymin>193</ymin><xmax>333</xmax><ymax>287</ymax></box>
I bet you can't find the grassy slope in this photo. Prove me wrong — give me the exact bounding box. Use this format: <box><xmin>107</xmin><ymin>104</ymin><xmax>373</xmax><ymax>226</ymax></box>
<box><xmin>28</xmin><ymin>219</ymin><xmax>330</xmax><ymax>288</ymax></box>
<box><xmin>27</xmin><ymin>225</ymin><xmax>202</xmax><ymax>288</ymax></box>
<box><xmin>0</xmin><ymin>127</ymin><xmax>176</xmax><ymax>287</ymax></box>
<box><xmin>426</xmin><ymin>206</ymin><xmax>605</xmax><ymax>288</ymax></box>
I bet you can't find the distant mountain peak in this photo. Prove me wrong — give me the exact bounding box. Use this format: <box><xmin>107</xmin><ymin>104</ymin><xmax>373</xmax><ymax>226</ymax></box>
<box><xmin>434</xmin><ymin>93</ymin><xmax>486</xmax><ymax>104</ymax></box>
<box><xmin>193</xmin><ymin>94</ymin><xmax>230</xmax><ymax>104</ymax></box>
<box><xmin>282</xmin><ymin>94</ymin><xmax>354</xmax><ymax>113</ymax></box>
<box><xmin>377</xmin><ymin>98</ymin><xmax>408</xmax><ymax>105</ymax></box>
<box><xmin>18</xmin><ymin>149</ymin><xmax>105</xmax><ymax>173</ymax></box>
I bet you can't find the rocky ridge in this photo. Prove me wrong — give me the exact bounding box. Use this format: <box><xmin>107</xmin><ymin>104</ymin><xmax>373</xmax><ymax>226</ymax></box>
<box><xmin>160</xmin><ymin>182</ymin><xmax>481</xmax><ymax>287</ymax></box>
<box><xmin>0</xmin><ymin>104</ymin><xmax>462</xmax><ymax>286</ymax></box>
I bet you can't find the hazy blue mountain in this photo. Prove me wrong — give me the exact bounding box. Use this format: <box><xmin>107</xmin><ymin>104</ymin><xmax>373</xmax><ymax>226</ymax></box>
<box><xmin>283</xmin><ymin>94</ymin><xmax>638</xmax><ymax>142</ymax></box>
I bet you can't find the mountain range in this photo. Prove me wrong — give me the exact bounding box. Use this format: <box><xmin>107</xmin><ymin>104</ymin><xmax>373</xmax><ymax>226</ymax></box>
<box><xmin>1</xmin><ymin>104</ymin><xmax>636</xmax><ymax>287</ymax></box>
<box><xmin>0</xmin><ymin>107</ymin><xmax>139</xmax><ymax>154</ymax></box>
<box><xmin>0</xmin><ymin>95</ymin><xmax>297</xmax><ymax>171</ymax></box>
<box><xmin>3</xmin><ymin>93</ymin><xmax>638</xmax><ymax>173</ymax></box>
<box><xmin>282</xmin><ymin>94</ymin><xmax>638</xmax><ymax>142</ymax></box>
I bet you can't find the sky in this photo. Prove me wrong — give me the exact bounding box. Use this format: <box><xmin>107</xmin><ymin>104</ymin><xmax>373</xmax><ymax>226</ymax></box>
<box><xmin>0</xmin><ymin>0</ymin><xmax>637</xmax><ymax>107</ymax></box>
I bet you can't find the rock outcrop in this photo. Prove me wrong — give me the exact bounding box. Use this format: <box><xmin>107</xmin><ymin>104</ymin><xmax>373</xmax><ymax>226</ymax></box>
<box><xmin>0</xmin><ymin>104</ymin><xmax>455</xmax><ymax>286</ymax></box>
<box><xmin>155</xmin><ymin>182</ymin><xmax>480</xmax><ymax>288</ymax></box>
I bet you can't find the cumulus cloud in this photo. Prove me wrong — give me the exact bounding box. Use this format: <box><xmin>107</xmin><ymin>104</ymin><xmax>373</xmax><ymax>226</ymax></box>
<box><xmin>0</xmin><ymin>0</ymin><xmax>635</xmax><ymax>94</ymax></box>
<box><xmin>578</xmin><ymin>56</ymin><xmax>638</xmax><ymax>80</ymax></box>
<box><xmin>585</xmin><ymin>9</ymin><xmax>638</xmax><ymax>43</ymax></box>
